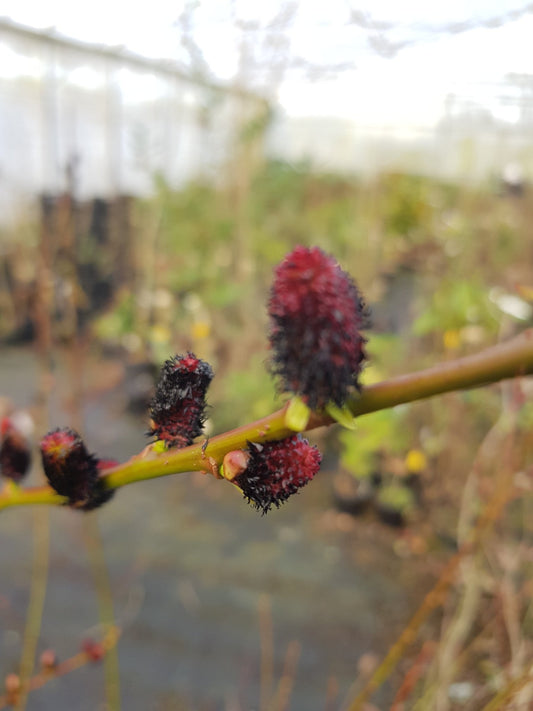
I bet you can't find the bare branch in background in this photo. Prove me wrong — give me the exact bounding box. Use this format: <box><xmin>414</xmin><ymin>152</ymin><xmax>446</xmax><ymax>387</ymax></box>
<box><xmin>348</xmin><ymin>1</ymin><xmax>533</xmax><ymax>57</ymax></box>
<box><xmin>171</xmin><ymin>0</ymin><xmax>533</xmax><ymax>88</ymax></box>
<box><xmin>174</xmin><ymin>0</ymin><xmax>214</xmax><ymax>82</ymax></box>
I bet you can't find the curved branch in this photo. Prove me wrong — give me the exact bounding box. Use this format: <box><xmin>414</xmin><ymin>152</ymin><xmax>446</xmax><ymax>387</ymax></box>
<box><xmin>1</xmin><ymin>330</ymin><xmax>532</xmax><ymax>512</ymax></box>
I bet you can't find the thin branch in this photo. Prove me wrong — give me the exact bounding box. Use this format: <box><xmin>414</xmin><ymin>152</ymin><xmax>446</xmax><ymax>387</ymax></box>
<box><xmin>1</xmin><ymin>331</ymin><xmax>532</xmax><ymax>512</ymax></box>
<box><xmin>15</xmin><ymin>510</ymin><xmax>50</xmax><ymax>711</ymax></box>
<box><xmin>83</xmin><ymin>516</ymin><xmax>121</xmax><ymax>710</ymax></box>
<box><xmin>0</xmin><ymin>627</ymin><xmax>121</xmax><ymax>710</ymax></box>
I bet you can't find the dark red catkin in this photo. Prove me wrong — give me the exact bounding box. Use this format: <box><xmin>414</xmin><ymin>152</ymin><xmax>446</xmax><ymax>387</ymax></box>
<box><xmin>269</xmin><ymin>246</ymin><xmax>368</xmax><ymax>409</ymax></box>
<box><xmin>0</xmin><ymin>417</ymin><xmax>31</xmax><ymax>483</ymax></box>
<box><xmin>149</xmin><ymin>353</ymin><xmax>214</xmax><ymax>448</ymax></box>
<box><xmin>235</xmin><ymin>435</ymin><xmax>322</xmax><ymax>514</ymax></box>
<box><xmin>40</xmin><ymin>428</ymin><xmax>114</xmax><ymax>510</ymax></box>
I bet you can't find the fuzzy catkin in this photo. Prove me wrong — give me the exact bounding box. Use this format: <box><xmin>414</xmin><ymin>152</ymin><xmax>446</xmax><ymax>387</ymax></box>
<box><xmin>269</xmin><ymin>246</ymin><xmax>367</xmax><ymax>409</ymax></box>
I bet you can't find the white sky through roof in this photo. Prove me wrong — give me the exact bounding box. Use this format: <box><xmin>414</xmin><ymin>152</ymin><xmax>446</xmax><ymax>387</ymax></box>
<box><xmin>0</xmin><ymin>0</ymin><xmax>531</xmax><ymax>126</ymax></box>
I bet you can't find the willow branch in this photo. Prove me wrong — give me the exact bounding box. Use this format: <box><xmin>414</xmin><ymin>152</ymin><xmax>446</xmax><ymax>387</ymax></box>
<box><xmin>1</xmin><ymin>330</ymin><xmax>532</xmax><ymax>512</ymax></box>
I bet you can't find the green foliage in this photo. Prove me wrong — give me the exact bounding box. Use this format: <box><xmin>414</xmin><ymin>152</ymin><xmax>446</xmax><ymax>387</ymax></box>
<box><xmin>516</xmin><ymin>399</ymin><xmax>533</xmax><ymax>432</ymax></box>
<box><xmin>339</xmin><ymin>407</ymin><xmax>409</xmax><ymax>480</ymax></box>
<box><xmin>364</xmin><ymin>334</ymin><xmax>408</xmax><ymax>375</ymax></box>
<box><xmin>92</xmin><ymin>290</ymin><xmax>137</xmax><ymax>342</ymax></box>
<box><xmin>150</xmin><ymin>177</ymin><xmax>237</xmax><ymax>296</ymax></box>
<box><xmin>81</xmin><ymin>162</ymin><xmax>527</xmax><ymax>369</ymax></box>
<box><xmin>412</xmin><ymin>278</ymin><xmax>500</xmax><ymax>337</ymax></box>
<box><xmin>380</xmin><ymin>172</ymin><xmax>436</xmax><ymax>239</ymax></box>
<box><xmin>212</xmin><ymin>353</ymin><xmax>280</xmax><ymax>431</ymax></box>
<box><xmin>376</xmin><ymin>482</ymin><xmax>416</xmax><ymax>514</ymax></box>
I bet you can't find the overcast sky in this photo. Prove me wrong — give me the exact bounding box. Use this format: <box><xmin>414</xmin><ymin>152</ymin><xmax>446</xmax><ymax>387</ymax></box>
<box><xmin>0</xmin><ymin>0</ymin><xmax>531</xmax><ymax>126</ymax></box>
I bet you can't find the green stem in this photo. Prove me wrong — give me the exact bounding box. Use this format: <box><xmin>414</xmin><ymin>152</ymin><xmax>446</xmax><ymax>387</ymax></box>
<box><xmin>83</xmin><ymin>516</ymin><xmax>121</xmax><ymax>711</ymax></box>
<box><xmin>15</xmin><ymin>509</ymin><xmax>50</xmax><ymax>711</ymax></box>
<box><xmin>347</xmin><ymin>329</ymin><xmax>533</xmax><ymax>417</ymax></box>
<box><xmin>1</xmin><ymin>330</ymin><xmax>532</xmax><ymax>511</ymax></box>
<box><xmin>0</xmin><ymin>484</ymin><xmax>66</xmax><ymax>509</ymax></box>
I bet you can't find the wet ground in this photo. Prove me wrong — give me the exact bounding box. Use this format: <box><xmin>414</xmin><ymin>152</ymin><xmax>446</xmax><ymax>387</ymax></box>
<box><xmin>0</xmin><ymin>346</ymin><xmax>432</xmax><ymax>710</ymax></box>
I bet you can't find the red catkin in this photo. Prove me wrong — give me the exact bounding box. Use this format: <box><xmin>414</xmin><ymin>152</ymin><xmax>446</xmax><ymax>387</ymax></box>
<box><xmin>40</xmin><ymin>428</ymin><xmax>114</xmax><ymax>510</ymax></box>
<box><xmin>149</xmin><ymin>353</ymin><xmax>214</xmax><ymax>448</ymax></box>
<box><xmin>235</xmin><ymin>435</ymin><xmax>322</xmax><ymax>514</ymax></box>
<box><xmin>269</xmin><ymin>246</ymin><xmax>368</xmax><ymax>409</ymax></box>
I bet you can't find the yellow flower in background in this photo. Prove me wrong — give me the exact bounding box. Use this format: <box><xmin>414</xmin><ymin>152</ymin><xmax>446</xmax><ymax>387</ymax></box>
<box><xmin>405</xmin><ymin>448</ymin><xmax>427</xmax><ymax>473</ymax></box>
<box><xmin>443</xmin><ymin>329</ymin><xmax>461</xmax><ymax>351</ymax></box>
<box><xmin>150</xmin><ymin>323</ymin><xmax>171</xmax><ymax>344</ymax></box>
<box><xmin>191</xmin><ymin>321</ymin><xmax>211</xmax><ymax>340</ymax></box>
<box><xmin>516</xmin><ymin>284</ymin><xmax>533</xmax><ymax>302</ymax></box>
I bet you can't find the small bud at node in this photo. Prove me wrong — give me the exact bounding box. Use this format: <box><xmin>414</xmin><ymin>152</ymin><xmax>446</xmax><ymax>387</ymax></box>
<box><xmin>82</xmin><ymin>639</ymin><xmax>105</xmax><ymax>662</ymax></box>
<box><xmin>39</xmin><ymin>649</ymin><xmax>58</xmax><ymax>671</ymax></box>
<box><xmin>4</xmin><ymin>672</ymin><xmax>21</xmax><ymax>699</ymax></box>
<box><xmin>40</xmin><ymin>428</ymin><xmax>114</xmax><ymax>511</ymax></box>
<box><xmin>222</xmin><ymin>450</ymin><xmax>250</xmax><ymax>481</ymax></box>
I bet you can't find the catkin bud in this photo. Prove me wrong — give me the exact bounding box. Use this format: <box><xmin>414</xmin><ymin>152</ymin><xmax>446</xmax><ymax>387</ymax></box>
<box><xmin>235</xmin><ymin>435</ymin><xmax>321</xmax><ymax>514</ymax></box>
<box><xmin>40</xmin><ymin>428</ymin><xmax>114</xmax><ymax>511</ymax></box>
<box><xmin>149</xmin><ymin>353</ymin><xmax>213</xmax><ymax>448</ymax></box>
<box><xmin>0</xmin><ymin>417</ymin><xmax>31</xmax><ymax>482</ymax></box>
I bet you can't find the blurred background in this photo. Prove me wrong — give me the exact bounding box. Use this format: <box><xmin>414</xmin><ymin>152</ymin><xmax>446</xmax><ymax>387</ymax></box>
<box><xmin>1</xmin><ymin>2</ymin><xmax>533</xmax><ymax>710</ymax></box>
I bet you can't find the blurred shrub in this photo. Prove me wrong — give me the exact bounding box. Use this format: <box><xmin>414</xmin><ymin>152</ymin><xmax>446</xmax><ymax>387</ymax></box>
<box><xmin>339</xmin><ymin>407</ymin><xmax>409</xmax><ymax>481</ymax></box>
<box><xmin>211</xmin><ymin>352</ymin><xmax>279</xmax><ymax>432</ymax></box>
<box><xmin>380</xmin><ymin>172</ymin><xmax>436</xmax><ymax>239</ymax></box>
<box><xmin>412</xmin><ymin>278</ymin><xmax>500</xmax><ymax>340</ymax></box>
